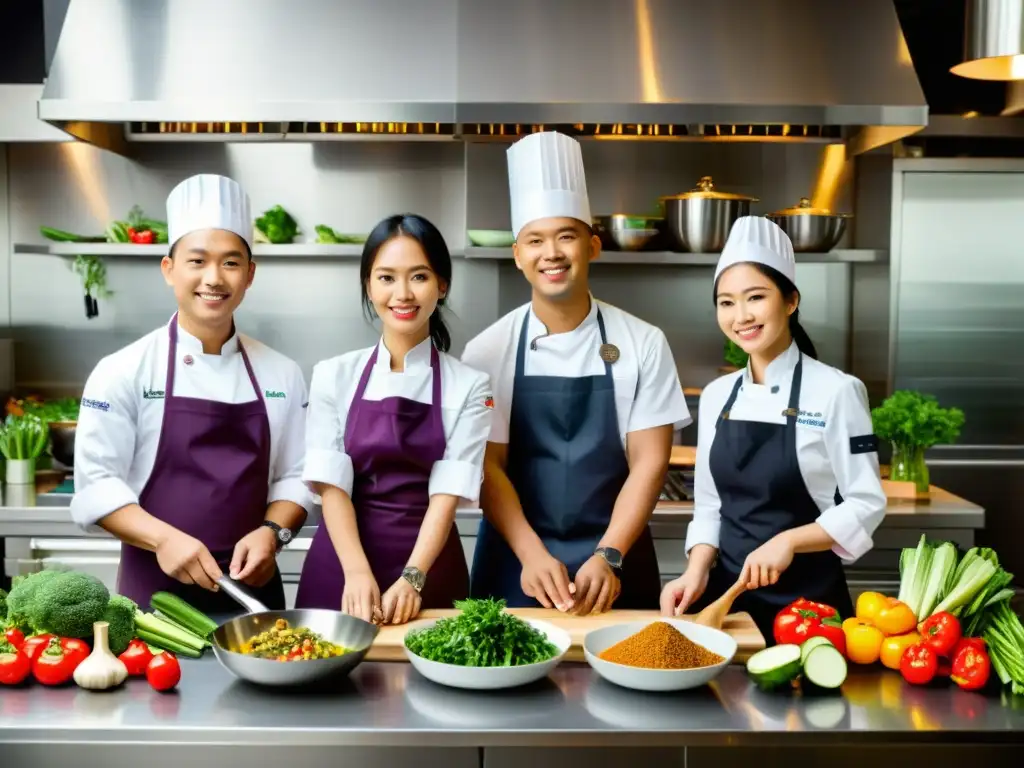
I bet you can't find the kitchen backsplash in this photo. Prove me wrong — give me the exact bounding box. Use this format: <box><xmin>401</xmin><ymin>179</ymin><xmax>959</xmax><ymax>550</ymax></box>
<box><xmin>0</xmin><ymin>139</ymin><xmax>871</xmax><ymax>397</ymax></box>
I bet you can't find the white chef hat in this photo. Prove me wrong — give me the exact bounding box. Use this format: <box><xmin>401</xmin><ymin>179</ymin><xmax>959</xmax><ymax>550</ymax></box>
<box><xmin>507</xmin><ymin>131</ymin><xmax>591</xmax><ymax>238</ymax></box>
<box><xmin>715</xmin><ymin>216</ymin><xmax>797</xmax><ymax>287</ymax></box>
<box><xmin>166</xmin><ymin>174</ymin><xmax>253</xmax><ymax>251</ymax></box>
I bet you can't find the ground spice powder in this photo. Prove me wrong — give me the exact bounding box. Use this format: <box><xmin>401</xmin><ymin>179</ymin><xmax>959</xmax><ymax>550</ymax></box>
<box><xmin>598</xmin><ymin>621</ymin><xmax>725</xmax><ymax>669</ymax></box>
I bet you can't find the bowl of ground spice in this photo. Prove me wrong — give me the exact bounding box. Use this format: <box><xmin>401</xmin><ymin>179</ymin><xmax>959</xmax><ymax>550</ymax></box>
<box><xmin>583</xmin><ymin>619</ymin><xmax>736</xmax><ymax>691</ymax></box>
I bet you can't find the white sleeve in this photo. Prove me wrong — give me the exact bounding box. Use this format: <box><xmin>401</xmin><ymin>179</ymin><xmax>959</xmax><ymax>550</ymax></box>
<box><xmin>685</xmin><ymin>388</ymin><xmax>724</xmax><ymax>555</ymax></box>
<box><xmin>301</xmin><ymin>360</ymin><xmax>355</xmax><ymax>496</ymax></box>
<box><xmin>428</xmin><ymin>368</ymin><xmax>494</xmax><ymax>501</ymax></box>
<box><xmin>267</xmin><ymin>363</ymin><xmax>315</xmax><ymax>513</ymax></box>
<box><xmin>626</xmin><ymin>329</ymin><xmax>692</xmax><ymax>434</ymax></box>
<box><xmin>460</xmin><ymin>336</ymin><xmax>509</xmax><ymax>444</ymax></box>
<box><xmin>816</xmin><ymin>376</ymin><xmax>887</xmax><ymax>563</ymax></box>
<box><xmin>70</xmin><ymin>358</ymin><xmax>141</xmax><ymax>533</ymax></box>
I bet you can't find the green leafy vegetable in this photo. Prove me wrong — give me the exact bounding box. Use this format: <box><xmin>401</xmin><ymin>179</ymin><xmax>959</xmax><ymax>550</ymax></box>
<box><xmin>315</xmin><ymin>225</ymin><xmax>366</xmax><ymax>244</ymax></box>
<box><xmin>255</xmin><ymin>205</ymin><xmax>299</xmax><ymax>244</ymax></box>
<box><xmin>21</xmin><ymin>397</ymin><xmax>80</xmax><ymax>423</ymax></box>
<box><xmin>0</xmin><ymin>588</ymin><xmax>8</xmax><ymax>626</ymax></box>
<box><xmin>404</xmin><ymin>598</ymin><xmax>559</xmax><ymax>667</ymax></box>
<box><xmin>103</xmin><ymin>594</ymin><xmax>139</xmax><ymax>655</ymax></box>
<box><xmin>871</xmin><ymin>390</ymin><xmax>965</xmax><ymax>449</ymax></box>
<box><xmin>980</xmin><ymin>602</ymin><xmax>1024</xmax><ymax>696</ymax></box>
<box><xmin>724</xmin><ymin>339</ymin><xmax>748</xmax><ymax>369</ymax></box>
<box><xmin>0</xmin><ymin>414</ymin><xmax>50</xmax><ymax>460</ymax></box>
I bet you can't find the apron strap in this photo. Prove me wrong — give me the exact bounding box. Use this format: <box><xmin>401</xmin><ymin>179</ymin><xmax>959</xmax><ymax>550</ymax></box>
<box><xmin>165</xmin><ymin>313</ymin><xmax>263</xmax><ymax>404</ymax></box>
<box><xmin>353</xmin><ymin>344</ymin><xmax>380</xmax><ymax>403</ymax></box>
<box><xmin>781</xmin><ymin>354</ymin><xmax>804</xmax><ymax>422</ymax></box>
<box><xmin>595</xmin><ymin>309</ymin><xmax>613</xmax><ymax>378</ymax></box>
<box><xmin>238</xmin><ymin>338</ymin><xmax>264</xmax><ymax>405</ymax></box>
<box><xmin>716</xmin><ymin>377</ymin><xmax>743</xmax><ymax>427</ymax></box>
<box><xmin>429</xmin><ymin>343</ymin><xmax>442</xmax><ymax>427</ymax></box>
<box><xmin>514</xmin><ymin>311</ymin><xmax>530</xmax><ymax>379</ymax></box>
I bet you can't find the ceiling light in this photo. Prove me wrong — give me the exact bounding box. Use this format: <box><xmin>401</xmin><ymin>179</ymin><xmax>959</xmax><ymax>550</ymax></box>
<box><xmin>951</xmin><ymin>0</ymin><xmax>1024</xmax><ymax>80</ymax></box>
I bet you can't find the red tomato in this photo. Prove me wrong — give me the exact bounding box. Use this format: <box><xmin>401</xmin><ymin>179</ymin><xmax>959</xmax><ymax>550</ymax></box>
<box><xmin>951</xmin><ymin>638</ymin><xmax>991</xmax><ymax>691</ymax></box>
<box><xmin>918</xmin><ymin>612</ymin><xmax>962</xmax><ymax>658</ymax></box>
<box><xmin>118</xmin><ymin>639</ymin><xmax>154</xmax><ymax>676</ymax></box>
<box><xmin>4</xmin><ymin>627</ymin><xmax>25</xmax><ymax>649</ymax></box>
<box><xmin>0</xmin><ymin>649</ymin><xmax>31</xmax><ymax>685</ymax></box>
<box><xmin>32</xmin><ymin>638</ymin><xmax>86</xmax><ymax>686</ymax></box>
<box><xmin>20</xmin><ymin>634</ymin><xmax>55</xmax><ymax>663</ymax></box>
<box><xmin>900</xmin><ymin>643</ymin><xmax>938</xmax><ymax>686</ymax></box>
<box><xmin>146</xmin><ymin>652</ymin><xmax>181</xmax><ymax>691</ymax></box>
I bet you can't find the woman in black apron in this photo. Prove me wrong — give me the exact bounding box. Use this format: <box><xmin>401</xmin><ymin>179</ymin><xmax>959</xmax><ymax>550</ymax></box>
<box><xmin>661</xmin><ymin>217</ymin><xmax>887</xmax><ymax>644</ymax></box>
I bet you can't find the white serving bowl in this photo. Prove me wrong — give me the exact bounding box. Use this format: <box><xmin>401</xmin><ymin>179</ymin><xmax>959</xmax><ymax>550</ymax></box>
<box><xmin>404</xmin><ymin>618</ymin><xmax>571</xmax><ymax>690</ymax></box>
<box><xmin>583</xmin><ymin>618</ymin><xmax>737</xmax><ymax>692</ymax></box>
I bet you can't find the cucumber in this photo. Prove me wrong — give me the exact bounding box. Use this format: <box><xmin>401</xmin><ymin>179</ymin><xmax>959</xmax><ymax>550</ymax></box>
<box><xmin>746</xmin><ymin>644</ymin><xmax>802</xmax><ymax>691</ymax></box>
<box><xmin>134</xmin><ymin>628</ymin><xmax>203</xmax><ymax>658</ymax></box>
<box><xmin>800</xmin><ymin>636</ymin><xmax>833</xmax><ymax>665</ymax></box>
<box><xmin>802</xmin><ymin>643</ymin><xmax>848</xmax><ymax>690</ymax></box>
<box><xmin>151</xmin><ymin>591</ymin><xmax>219</xmax><ymax>638</ymax></box>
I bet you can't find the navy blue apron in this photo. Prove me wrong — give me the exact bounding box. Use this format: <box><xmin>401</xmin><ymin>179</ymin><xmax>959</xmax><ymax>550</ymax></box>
<box><xmin>687</xmin><ymin>354</ymin><xmax>853</xmax><ymax>644</ymax></box>
<box><xmin>470</xmin><ymin>308</ymin><xmax>661</xmax><ymax>609</ymax></box>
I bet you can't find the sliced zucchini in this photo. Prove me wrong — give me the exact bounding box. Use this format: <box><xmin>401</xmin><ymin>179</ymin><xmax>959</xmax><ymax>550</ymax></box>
<box><xmin>800</xmin><ymin>636</ymin><xmax>833</xmax><ymax>665</ymax></box>
<box><xmin>803</xmin><ymin>644</ymin><xmax>848</xmax><ymax>690</ymax></box>
<box><xmin>746</xmin><ymin>644</ymin><xmax>802</xmax><ymax>691</ymax></box>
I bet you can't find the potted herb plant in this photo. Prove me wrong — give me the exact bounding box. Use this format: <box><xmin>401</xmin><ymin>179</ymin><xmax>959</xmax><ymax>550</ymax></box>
<box><xmin>871</xmin><ymin>390</ymin><xmax>965</xmax><ymax>494</ymax></box>
<box><xmin>721</xmin><ymin>338</ymin><xmax>748</xmax><ymax>373</ymax></box>
<box><xmin>0</xmin><ymin>414</ymin><xmax>50</xmax><ymax>484</ymax></box>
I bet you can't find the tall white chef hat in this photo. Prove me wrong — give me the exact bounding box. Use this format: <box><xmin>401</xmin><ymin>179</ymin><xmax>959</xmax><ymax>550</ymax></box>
<box><xmin>715</xmin><ymin>216</ymin><xmax>797</xmax><ymax>286</ymax></box>
<box><xmin>166</xmin><ymin>174</ymin><xmax>253</xmax><ymax>251</ymax></box>
<box><xmin>507</xmin><ymin>131</ymin><xmax>591</xmax><ymax>239</ymax></box>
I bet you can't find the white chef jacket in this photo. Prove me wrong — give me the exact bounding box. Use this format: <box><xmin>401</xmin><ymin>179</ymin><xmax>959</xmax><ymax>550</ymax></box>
<box><xmin>303</xmin><ymin>337</ymin><xmax>493</xmax><ymax>502</ymax></box>
<box><xmin>71</xmin><ymin>319</ymin><xmax>313</xmax><ymax>533</ymax></box>
<box><xmin>461</xmin><ymin>297</ymin><xmax>691</xmax><ymax>446</ymax></box>
<box><xmin>685</xmin><ymin>340</ymin><xmax>887</xmax><ymax>564</ymax></box>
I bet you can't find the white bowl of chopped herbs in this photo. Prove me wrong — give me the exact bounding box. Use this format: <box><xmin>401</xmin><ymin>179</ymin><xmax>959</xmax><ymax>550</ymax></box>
<box><xmin>403</xmin><ymin>598</ymin><xmax>571</xmax><ymax>690</ymax></box>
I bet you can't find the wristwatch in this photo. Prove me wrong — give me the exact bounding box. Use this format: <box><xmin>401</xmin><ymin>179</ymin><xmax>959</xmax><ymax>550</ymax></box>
<box><xmin>595</xmin><ymin>547</ymin><xmax>623</xmax><ymax>571</ymax></box>
<box><xmin>261</xmin><ymin>521</ymin><xmax>293</xmax><ymax>552</ymax></box>
<box><xmin>402</xmin><ymin>566</ymin><xmax>427</xmax><ymax>593</ymax></box>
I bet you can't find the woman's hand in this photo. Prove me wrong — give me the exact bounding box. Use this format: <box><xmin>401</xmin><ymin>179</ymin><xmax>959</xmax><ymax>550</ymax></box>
<box><xmin>380</xmin><ymin>577</ymin><xmax>422</xmax><ymax>625</ymax></box>
<box><xmin>740</xmin><ymin>532</ymin><xmax>795</xmax><ymax>589</ymax></box>
<box><xmin>659</xmin><ymin>566</ymin><xmax>710</xmax><ymax>617</ymax></box>
<box><xmin>342</xmin><ymin>570</ymin><xmax>382</xmax><ymax>624</ymax></box>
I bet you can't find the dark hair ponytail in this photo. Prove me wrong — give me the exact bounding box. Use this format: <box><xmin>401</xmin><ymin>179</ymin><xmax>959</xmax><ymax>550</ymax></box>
<box><xmin>788</xmin><ymin>308</ymin><xmax>818</xmax><ymax>360</ymax></box>
<box><xmin>360</xmin><ymin>213</ymin><xmax>454</xmax><ymax>353</ymax></box>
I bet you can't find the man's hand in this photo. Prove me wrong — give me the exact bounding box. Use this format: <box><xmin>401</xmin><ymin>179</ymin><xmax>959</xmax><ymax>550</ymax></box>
<box><xmin>520</xmin><ymin>549</ymin><xmax>576</xmax><ymax>612</ymax></box>
<box><xmin>155</xmin><ymin>529</ymin><xmax>223</xmax><ymax>591</ymax></box>
<box><xmin>572</xmin><ymin>555</ymin><xmax>621</xmax><ymax>615</ymax></box>
<box><xmin>342</xmin><ymin>570</ymin><xmax>382</xmax><ymax>624</ymax></box>
<box><xmin>230</xmin><ymin>526</ymin><xmax>279</xmax><ymax>587</ymax></box>
<box><xmin>380</xmin><ymin>577</ymin><xmax>422</xmax><ymax>625</ymax></box>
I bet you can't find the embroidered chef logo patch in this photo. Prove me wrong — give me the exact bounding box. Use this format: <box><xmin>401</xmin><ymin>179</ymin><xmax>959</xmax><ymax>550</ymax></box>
<box><xmin>796</xmin><ymin>409</ymin><xmax>826</xmax><ymax>428</ymax></box>
<box><xmin>143</xmin><ymin>388</ymin><xmax>165</xmax><ymax>400</ymax></box>
<box><xmin>484</xmin><ymin>396</ymin><xmax>494</xmax><ymax>409</ymax></box>
<box><xmin>82</xmin><ymin>397</ymin><xmax>110</xmax><ymax>412</ymax></box>
<box><xmin>264</xmin><ymin>390</ymin><xmax>286</xmax><ymax>399</ymax></box>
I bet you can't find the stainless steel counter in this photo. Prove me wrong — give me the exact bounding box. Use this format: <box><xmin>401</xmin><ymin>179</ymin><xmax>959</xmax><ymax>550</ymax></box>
<box><xmin>1</xmin><ymin>658</ymin><xmax>1022</xmax><ymax>748</ymax></box>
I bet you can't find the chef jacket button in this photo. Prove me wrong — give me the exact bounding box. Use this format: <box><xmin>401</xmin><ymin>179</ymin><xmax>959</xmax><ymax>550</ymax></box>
<box><xmin>183</xmin><ymin>354</ymin><xmax>194</xmax><ymax>366</ymax></box>
<box><xmin>771</xmin><ymin>385</ymin><xmax>779</xmax><ymax>393</ymax></box>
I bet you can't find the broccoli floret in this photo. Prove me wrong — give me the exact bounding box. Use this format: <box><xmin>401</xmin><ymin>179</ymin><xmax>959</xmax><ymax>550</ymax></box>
<box><xmin>27</xmin><ymin>571</ymin><xmax>109</xmax><ymax>639</ymax></box>
<box><xmin>5</xmin><ymin>569</ymin><xmax>63</xmax><ymax>631</ymax></box>
<box><xmin>0</xmin><ymin>588</ymin><xmax>8</xmax><ymax>626</ymax></box>
<box><xmin>102</xmin><ymin>594</ymin><xmax>137</xmax><ymax>655</ymax></box>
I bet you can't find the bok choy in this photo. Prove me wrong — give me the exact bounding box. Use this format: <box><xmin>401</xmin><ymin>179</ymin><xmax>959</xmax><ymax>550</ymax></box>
<box><xmin>897</xmin><ymin>535</ymin><xmax>1001</xmax><ymax>621</ymax></box>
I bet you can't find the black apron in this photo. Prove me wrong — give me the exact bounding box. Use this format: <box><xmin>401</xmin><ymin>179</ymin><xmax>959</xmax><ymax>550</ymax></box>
<box><xmin>687</xmin><ymin>354</ymin><xmax>853</xmax><ymax>644</ymax></box>
<box><xmin>470</xmin><ymin>309</ymin><xmax>661</xmax><ymax>608</ymax></box>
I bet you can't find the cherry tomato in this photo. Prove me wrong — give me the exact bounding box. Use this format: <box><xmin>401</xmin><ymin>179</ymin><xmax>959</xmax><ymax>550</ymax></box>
<box><xmin>4</xmin><ymin>627</ymin><xmax>25</xmax><ymax>649</ymax></box>
<box><xmin>0</xmin><ymin>648</ymin><xmax>31</xmax><ymax>685</ymax></box>
<box><xmin>918</xmin><ymin>611</ymin><xmax>962</xmax><ymax>657</ymax></box>
<box><xmin>146</xmin><ymin>652</ymin><xmax>181</xmax><ymax>691</ymax></box>
<box><xmin>118</xmin><ymin>639</ymin><xmax>155</xmax><ymax>676</ymax></box>
<box><xmin>900</xmin><ymin>643</ymin><xmax>938</xmax><ymax>686</ymax></box>
<box><xmin>33</xmin><ymin>638</ymin><xmax>87</xmax><ymax>686</ymax></box>
<box><xmin>20</xmin><ymin>634</ymin><xmax>55</xmax><ymax>663</ymax></box>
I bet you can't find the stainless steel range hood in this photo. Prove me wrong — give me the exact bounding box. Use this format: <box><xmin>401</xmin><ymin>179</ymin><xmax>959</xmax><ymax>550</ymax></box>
<box><xmin>40</xmin><ymin>0</ymin><xmax>928</xmax><ymax>154</ymax></box>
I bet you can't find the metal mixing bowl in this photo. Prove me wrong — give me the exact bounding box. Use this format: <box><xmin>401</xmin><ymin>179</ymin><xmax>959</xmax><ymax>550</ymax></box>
<box><xmin>48</xmin><ymin>421</ymin><xmax>76</xmax><ymax>468</ymax></box>
<box><xmin>659</xmin><ymin>176</ymin><xmax>758</xmax><ymax>253</ymax></box>
<box><xmin>764</xmin><ymin>197</ymin><xmax>852</xmax><ymax>252</ymax></box>
<box><xmin>592</xmin><ymin>214</ymin><xmax>663</xmax><ymax>251</ymax></box>
<box><xmin>211</xmin><ymin>577</ymin><xmax>379</xmax><ymax>687</ymax></box>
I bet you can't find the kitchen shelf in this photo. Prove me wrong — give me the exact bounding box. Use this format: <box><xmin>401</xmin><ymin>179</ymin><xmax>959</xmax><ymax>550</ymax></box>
<box><xmin>463</xmin><ymin>248</ymin><xmax>889</xmax><ymax>265</ymax></box>
<box><xmin>14</xmin><ymin>243</ymin><xmax>367</xmax><ymax>258</ymax></box>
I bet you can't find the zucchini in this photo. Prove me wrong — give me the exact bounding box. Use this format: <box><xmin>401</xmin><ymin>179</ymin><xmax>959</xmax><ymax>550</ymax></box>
<box><xmin>151</xmin><ymin>591</ymin><xmax>218</xmax><ymax>638</ymax></box>
<box><xmin>746</xmin><ymin>644</ymin><xmax>802</xmax><ymax>691</ymax></box>
<box><xmin>134</xmin><ymin>628</ymin><xmax>203</xmax><ymax>658</ymax></box>
<box><xmin>800</xmin><ymin>636</ymin><xmax>833</xmax><ymax>665</ymax></box>
<box><xmin>134</xmin><ymin>610</ymin><xmax>206</xmax><ymax>651</ymax></box>
<box><xmin>39</xmin><ymin>226</ymin><xmax>106</xmax><ymax>243</ymax></box>
<box><xmin>802</xmin><ymin>644</ymin><xmax>848</xmax><ymax>690</ymax></box>
<box><xmin>154</xmin><ymin>610</ymin><xmax>211</xmax><ymax>647</ymax></box>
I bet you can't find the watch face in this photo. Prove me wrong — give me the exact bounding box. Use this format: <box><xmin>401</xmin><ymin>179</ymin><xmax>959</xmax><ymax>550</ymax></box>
<box><xmin>279</xmin><ymin>528</ymin><xmax>292</xmax><ymax>543</ymax></box>
<box><xmin>599</xmin><ymin>548</ymin><xmax>622</xmax><ymax>568</ymax></box>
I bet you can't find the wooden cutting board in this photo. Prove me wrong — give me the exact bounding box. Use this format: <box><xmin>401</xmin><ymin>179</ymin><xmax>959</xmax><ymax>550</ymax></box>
<box><xmin>365</xmin><ymin>608</ymin><xmax>765</xmax><ymax>663</ymax></box>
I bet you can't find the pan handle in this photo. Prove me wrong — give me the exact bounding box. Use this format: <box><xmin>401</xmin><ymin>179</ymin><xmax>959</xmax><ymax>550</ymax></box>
<box><xmin>216</xmin><ymin>576</ymin><xmax>270</xmax><ymax>614</ymax></box>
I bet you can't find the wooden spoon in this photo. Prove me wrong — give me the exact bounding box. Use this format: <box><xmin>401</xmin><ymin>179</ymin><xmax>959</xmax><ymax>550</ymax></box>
<box><xmin>691</xmin><ymin>578</ymin><xmax>748</xmax><ymax>629</ymax></box>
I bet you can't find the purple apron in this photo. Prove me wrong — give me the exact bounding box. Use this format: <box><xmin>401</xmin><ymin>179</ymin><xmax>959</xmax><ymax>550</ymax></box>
<box><xmin>295</xmin><ymin>343</ymin><xmax>469</xmax><ymax>611</ymax></box>
<box><xmin>117</xmin><ymin>315</ymin><xmax>285</xmax><ymax>613</ymax></box>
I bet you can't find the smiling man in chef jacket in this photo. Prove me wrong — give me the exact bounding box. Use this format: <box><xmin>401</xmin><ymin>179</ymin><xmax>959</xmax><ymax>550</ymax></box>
<box><xmin>462</xmin><ymin>131</ymin><xmax>691</xmax><ymax>614</ymax></box>
<box><xmin>71</xmin><ymin>173</ymin><xmax>312</xmax><ymax>612</ymax></box>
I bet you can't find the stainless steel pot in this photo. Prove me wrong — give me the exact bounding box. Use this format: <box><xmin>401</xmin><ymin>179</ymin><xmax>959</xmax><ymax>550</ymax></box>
<box><xmin>659</xmin><ymin>176</ymin><xmax>759</xmax><ymax>253</ymax></box>
<box><xmin>764</xmin><ymin>197</ymin><xmax>852</xmax><ymax>253</ymax></box>
<box><xmin>592</xmin><ymin>214</ymin><xmax>663</xmax><ymax>251</ymax></box>
<box><xmin>211</xmin><ymin>576</ymin><xmax>380</xmax><ymax>687</ymax></box>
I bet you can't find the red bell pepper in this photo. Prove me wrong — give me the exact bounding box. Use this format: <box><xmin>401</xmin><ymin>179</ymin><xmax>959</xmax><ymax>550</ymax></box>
<box><xmin>900</xmin><ymin>643</ymin><xmax>938</xmax><ymax>686</ymax></box>
<box><xmin>4</xmin><ymin>627</ymin><xmax>25</xmax><ymax>650</ymax></box>
<box><xmin>773</xmin><ymin>598</ymin><xmax>843</xmax><ymax>652</ymax></box>
<box><xmin>20</xmin><ymin>634</ymin><xmax>55</xmax><ymax>663</ymax></box>
<box><xmin>918</xmin><ymin>611</ymin><xmax>962</xmax><ymax>657</ymax></box>
<box><xmin>118</xmin><ymin>639</ymin><xmax>154</xmax><ymax>677</ymax></box>
<box><xmin>127</xmin><ymin>227</ymin><xmax>155</xmax><ymax>244</ymax></box>
<box><xmin>32</xmin><ymin>637</ymin><xmax>89</xmax><ymax>686</ymax></box>
<box><xmin>0</xmin><ymin>645</ymin><xmax>31</xmax><ymax>686</ymax></box>
<box><xmin>951</xmin><ymin>638</ymin><xmax>990</xmax><ymax>691</ymax></box>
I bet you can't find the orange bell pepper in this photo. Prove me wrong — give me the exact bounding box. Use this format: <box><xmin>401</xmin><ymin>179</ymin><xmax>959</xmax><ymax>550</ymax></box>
<box><xmin>856</xmin><ymin>592</ymin><xmax>917</xmax><ymax>635</ymax></box>
<box><xmin>879</xmin><ymin>631</ymin><xmax>922</xmax><ymax>670</ymax></box>
<box><xmin>843</xmin><ymin>617</ymin><xmax>884</xmax><ymax>665</ymax></box>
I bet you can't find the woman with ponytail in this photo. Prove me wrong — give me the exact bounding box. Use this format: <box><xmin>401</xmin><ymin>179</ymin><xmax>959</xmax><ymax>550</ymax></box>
<box><xmin>296</xmin><ymin>214</ymin><xmax>493</xmax><ymax>624</ymax></box>
<box><xmin>661</xmin><ymin>216</ymin><xmax>887</xmax><ymax>645</ymax></box>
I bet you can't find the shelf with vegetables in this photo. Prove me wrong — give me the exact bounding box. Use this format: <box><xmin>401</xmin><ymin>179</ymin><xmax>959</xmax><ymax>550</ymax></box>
<box><xmin>463</xmin><ymin>247</ymin><xmax>888</xmax><ymax>264</ymax></box>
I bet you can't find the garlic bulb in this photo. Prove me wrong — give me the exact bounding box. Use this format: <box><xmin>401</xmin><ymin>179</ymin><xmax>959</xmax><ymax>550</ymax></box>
<box><xmin>73</xmin><ymin>621</ymin><xmax>129</xmax><ymax>691</ymax></box>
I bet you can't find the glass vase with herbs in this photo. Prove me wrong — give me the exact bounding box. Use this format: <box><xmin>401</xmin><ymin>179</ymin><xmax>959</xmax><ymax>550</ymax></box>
<box><xmin>871</xmin><ymin>390</ymin><xmax>965</xmax><ymax>494</ymax></box>
<box><xmin>0</xmin><ymin>414</ymin><xmax>50</xmax><ymax>484</ymax></box>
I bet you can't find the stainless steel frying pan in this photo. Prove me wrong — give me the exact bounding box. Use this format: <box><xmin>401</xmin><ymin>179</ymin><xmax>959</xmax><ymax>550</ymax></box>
<box><xmin>211</xmin><ymin>577</ymin><xmax>380</xmax><ymax>687</ymax></box>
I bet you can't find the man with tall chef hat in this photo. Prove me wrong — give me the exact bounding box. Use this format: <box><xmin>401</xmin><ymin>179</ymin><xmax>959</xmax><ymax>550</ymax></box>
<box><xmin>462</xmin><ymin>131</ymin><xmax>691</xmax><ymax>613</ymax></box>
<box><xmin>70</xmin><ymin>173</ymin><xmax>312</xmax><ymax>611</ymax></box>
